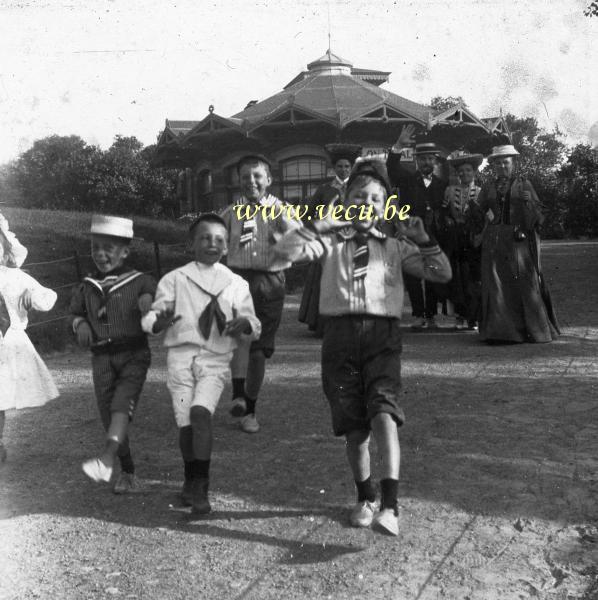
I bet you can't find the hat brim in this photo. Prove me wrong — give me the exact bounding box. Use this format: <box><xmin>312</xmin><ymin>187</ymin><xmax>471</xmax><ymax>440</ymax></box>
<box><xmin>448</xmin><ymin>155</ymin><xmax>483</xmax><ymax>169</ymax></box>
<box><xmin>488</xmin><ymin>152</ymin><xmax>519</xmax><ymax>160</ymax></box>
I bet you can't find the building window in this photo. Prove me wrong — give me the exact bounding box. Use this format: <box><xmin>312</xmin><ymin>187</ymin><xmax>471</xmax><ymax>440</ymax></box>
<box><xmin>281</xmin><ymin>156</ymin><xmax>327</xmax><ymax>204</ymax></box>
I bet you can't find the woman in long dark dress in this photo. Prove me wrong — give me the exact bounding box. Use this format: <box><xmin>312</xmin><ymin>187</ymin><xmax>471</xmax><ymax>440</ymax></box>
<box><xmin>298</xmin><ymin>143</ymin><xmax>362</xmax><ymax>334</ymax></box>
<box><xmin>473</xmin><ymin>145</ymin><xmax>559</xmax><ymax>343</ymax></box>
<box><xmin>444</xmin><ymin>150</ymin><xmax>483</xmax><ymax>330</ymax></box>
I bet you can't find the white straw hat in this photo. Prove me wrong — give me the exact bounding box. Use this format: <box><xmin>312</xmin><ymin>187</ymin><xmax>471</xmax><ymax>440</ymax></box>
<box><xmin>488</xmin><ymin>144</ymin><xmax>520</xmax><ymax>160</ymax></box>
<box><xmin>90</xmin><ymin>215</ymin><xmax>134</xmax><ymax>239</ymax></box>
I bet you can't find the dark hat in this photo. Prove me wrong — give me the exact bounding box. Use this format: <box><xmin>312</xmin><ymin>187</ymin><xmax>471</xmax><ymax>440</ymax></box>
<box><xmin>414</xmin><ymin>142</ymin><xmax>441</xmax><ymax>156</ymax></box>
<box><xmin>236</xmin><ymin>154</ymin><xmax>272</xmax><ymax>174</ymax></box>
<box><xmin>324</xmin><ymin>143</ymin><xmax>362</xmax><ymax>165</ymax></box>
<box><xmin>346</xmin><ymin>159</ymin><xmax>392</xmax><ymax>195</ymax></box>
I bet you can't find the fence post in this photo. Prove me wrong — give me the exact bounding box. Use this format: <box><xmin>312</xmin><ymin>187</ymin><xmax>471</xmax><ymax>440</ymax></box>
<box><xmin>153</xmin><ymin>241</ymin><xmax>162</xmax><ymax>279</ymax></box>
<box><xmin>73</xmin><ymin>251</ymin><xmax>82</xmax><ymax>280</ymax></box>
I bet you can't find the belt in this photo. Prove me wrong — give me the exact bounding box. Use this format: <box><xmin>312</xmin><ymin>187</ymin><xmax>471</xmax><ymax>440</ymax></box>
<box><xmin>91</xmin><ymin>335</ymin><xmax>148</xmax><ymax>355</ymax></box>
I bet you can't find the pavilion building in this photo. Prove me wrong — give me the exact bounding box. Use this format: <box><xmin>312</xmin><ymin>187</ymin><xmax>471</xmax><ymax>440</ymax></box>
<box><xmin>154</xmin><ymin>50</ymin><xmax>509</xmax><ymax>213</ymax></box>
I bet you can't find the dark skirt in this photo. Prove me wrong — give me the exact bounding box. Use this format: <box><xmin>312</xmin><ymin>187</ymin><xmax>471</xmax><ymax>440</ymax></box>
<box><xmin>480</xmin><ymin>225</ymin><xmax>559</xmax><ymax>343</ymax></box>
<box><xmin>298</xmin><ymin>262</ymin><xmax>323</xmax><ymax>333</ymax></box>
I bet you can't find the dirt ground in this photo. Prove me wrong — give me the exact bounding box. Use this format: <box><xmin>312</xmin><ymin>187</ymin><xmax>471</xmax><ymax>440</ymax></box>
<box><xmin>1</xmin><ymin>241</ymin><xmax>597</xmax><ymax>600</ymax></box>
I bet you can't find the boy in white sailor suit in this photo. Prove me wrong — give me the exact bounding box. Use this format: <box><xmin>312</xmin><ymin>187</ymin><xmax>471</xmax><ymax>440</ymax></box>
<box><xmin>142</xmin><ymin>213</ymin><xmax>260</xmax><ymax>515</ymax></box>
<box><xmin>70</xmin><ymin>215</ymin><xmax>156</xmax><ymax>493</ymax></box>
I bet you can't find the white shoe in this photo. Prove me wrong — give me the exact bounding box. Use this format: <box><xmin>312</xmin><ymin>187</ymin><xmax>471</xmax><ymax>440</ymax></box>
<box><xmin>112</xmin><ymin>472</ymin><xmax>140</xmax><ymax>494</ymax></box>
<box><xmin>240</xmin><ymin>414</ymin><xmax>260</xmax><ymax>434</ymax></box>
<box><xmin>230</xmin><ymin>397</ymin><xmax>247</xmax><ymax>417</ymax></box>
<box><xmin>350</xmin><ymin>500</ymin><xmax>377</xmax><ymax>528</ymax></box>
<box><xmin>82</xmin><ymin>458</ymin><xmax>113</xmax><ymax>483</ymax></box>
<box><xmin>372</xmin><ymin>508</ymin><xmax>399</xmax><ymax>536</ymax></box>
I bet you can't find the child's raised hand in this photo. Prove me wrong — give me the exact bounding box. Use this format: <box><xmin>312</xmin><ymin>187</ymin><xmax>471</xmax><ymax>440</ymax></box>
<box><xmin>75</xmin><ymin>321</ymin><xmax>93</xmax><ymax>348</ymax></box>
<box><xmin>224</xmin><ymin>317</ymin><xmax>252</xmax><ymax>337</ymax></box>
<box><xmin>152</xmin><ymin>308</ymin><xmax>181</xmax><ymax>334</ymax></box>
<box><xmin>138</xmin><ymin>293</ymin><xmax>153</xmax><ymax>315</ymax></box>
<box><xmin>397</xmin><ymin>216</ymin><xmax>430</xmax><ymax>245</ymax></box>
<box><xmin>311</xmin><ymin>202</ymin><xmax>351</xmax><ymax>234</ymax></box>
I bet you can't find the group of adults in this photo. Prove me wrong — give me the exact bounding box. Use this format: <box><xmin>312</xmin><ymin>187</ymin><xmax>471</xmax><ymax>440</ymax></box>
<box><xmin>299</xmin><ymin>125</ymin><xmax>560</xmax><ymax>344</ymax></box>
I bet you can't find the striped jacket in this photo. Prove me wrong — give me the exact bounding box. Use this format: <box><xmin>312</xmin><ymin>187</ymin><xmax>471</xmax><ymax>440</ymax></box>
<box><xmin>220</xmin><ymin>194</ymin><xmax>301</xmax><ymax>272</ymax></box>
<box><xmin>70</xmin><ymin>267</ymin><xmax>156</xmax><ymax>346</ymax></box>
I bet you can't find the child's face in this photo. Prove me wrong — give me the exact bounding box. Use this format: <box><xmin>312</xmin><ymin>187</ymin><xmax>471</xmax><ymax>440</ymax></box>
<box><xmin>91</xmin><ymin>235</ymin><xmax>130</xmax><ymax>274</ymax></box>
<box><xmin>239</xmin><ymin>162</ymin><xmax>271</xmax><ymax>202</ymax></box>
<box><xmin>345</xmin><ymin>179</ymin><xmax>387</xmax><ymax>233</ymax></box>
<box><xmin>191</xmin><ymin>221</ymin><xmax>228</xmax><ymax>265</ymax></box>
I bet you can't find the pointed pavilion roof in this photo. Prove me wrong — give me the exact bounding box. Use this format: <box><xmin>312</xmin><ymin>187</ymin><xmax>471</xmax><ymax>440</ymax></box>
<box><xmin>156</xmin><ymin>50</ymin><xmax>498</xmax><ymax>159</ymax></box>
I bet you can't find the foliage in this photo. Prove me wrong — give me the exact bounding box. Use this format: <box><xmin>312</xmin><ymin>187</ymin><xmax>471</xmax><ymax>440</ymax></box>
<box><xmin>557</xmin><ymin>144</ymin><xmax>598</xmax><ymax>237</ymax></box>
<box><xmin>585</xmin><ymin>1</ymin><xmax>598</xmax><ymax>16</ymax></box>
<box><xmin>3</xmin><ymin>135</ymin><xmax>179</xmax><ymax>218</ymax></box>
<box><xmin>430</xmin><ymin>95</ymin><xmax>468</xmax><ymax>112</ymax></box>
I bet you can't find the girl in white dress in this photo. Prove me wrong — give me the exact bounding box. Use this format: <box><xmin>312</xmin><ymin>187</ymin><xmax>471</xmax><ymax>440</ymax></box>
<box><xmin>0</xmin><ymin>214</ymin><xmax>59</xmax><ymax>462</ymax></box>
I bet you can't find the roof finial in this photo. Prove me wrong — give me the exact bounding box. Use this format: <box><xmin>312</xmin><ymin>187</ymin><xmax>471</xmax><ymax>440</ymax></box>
<box><xmin>208</xmin><ymin>104</ymin><xmax>214</xmax><ymax>114</ymax></box>
<box><xmin>327</xmin><ymin>1</ymin><xmax>332</xmax><ymax>58</ymax></box>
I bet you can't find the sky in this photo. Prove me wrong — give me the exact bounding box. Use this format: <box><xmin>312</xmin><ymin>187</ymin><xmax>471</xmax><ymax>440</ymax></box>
<box><xmin>1</xmin><ymin>0</ymin><xmax>597</xmax><ymax>164</ymax></box>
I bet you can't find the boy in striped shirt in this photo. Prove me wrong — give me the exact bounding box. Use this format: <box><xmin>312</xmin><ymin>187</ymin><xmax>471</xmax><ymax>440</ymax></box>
<box><xmin>220</xmin><ymin>155</ymin><xmax>301</xmax><ymax>433</ymax></box>
<box><xmin>273</xmin><ymin>160</ymin><xmax>451</xmax><ymax>536</ymax></box>
<box><xmin>70</xmin><ymin>215</ymin><xmax>156</xmax><ymax>493</ymax></box>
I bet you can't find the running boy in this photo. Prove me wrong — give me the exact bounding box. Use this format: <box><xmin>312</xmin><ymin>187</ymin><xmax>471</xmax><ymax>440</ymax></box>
<box><xmin>141</xmin><ymin>213</ymin><xmax>260</xmax><ymax>514</ymax></box>
<box><xmin>70</xmin><ymin>215</ymin><xmax>156</xmax><ymax>493</ymax></box>
<box><xmin>273</xmin><ymin>160</ymin><xmax>451</xmax><ymax>536</ymax></box>
<box><xmin>220</xmin><ymin>155</ymin><xmax>300</xmax><ymax>433</ymax></box>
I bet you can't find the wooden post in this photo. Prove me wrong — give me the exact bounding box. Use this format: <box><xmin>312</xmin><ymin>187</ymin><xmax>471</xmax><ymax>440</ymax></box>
<box><xmin>73</xmin><ymin>251</ymin><xmax>82</xmax><ymax>280</ymax></box>
<box><xmin>153</xmin><ymin>241</ymin><xmax>162</xmax><ymax>279</ymax></box>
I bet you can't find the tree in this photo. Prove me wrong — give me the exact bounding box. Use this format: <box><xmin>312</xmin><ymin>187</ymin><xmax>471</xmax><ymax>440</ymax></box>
<box><xmin>584</xmin><ymin>1</ymin><xmax>598</xmax><ymax>16</ymax></box>
<box><xmin>430</xmin><ymin>95</ymin><xmax>468</xmax><ymax>112</ymax></box>
<box><xmin>7</xmin><ymin>134</ymin><xmax>179</xmax><ymax>217</ymax></box>
<box><xmin>557</xmin><ymin>144</ymin><xmax>598</xmax><ymax>236</ymax></box>
<box><xmin>11</xmin><ymin>135</ymin><xmax>101</xmax><ymax>210</ymax></box>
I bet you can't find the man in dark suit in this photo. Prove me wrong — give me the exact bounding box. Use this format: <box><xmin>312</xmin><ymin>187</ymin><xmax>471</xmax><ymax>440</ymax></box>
<box><xmin>386</xmin><ymin>125</ymin><xmax>448</xmax><ymax>329</ymax></box>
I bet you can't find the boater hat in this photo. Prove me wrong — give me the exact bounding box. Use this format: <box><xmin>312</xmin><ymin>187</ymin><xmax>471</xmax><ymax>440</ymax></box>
<box><xmin>324</xmin><ymin>143</ymin><xmax>363</xmax><ymax>165</ymax></box>
<box><xmin>90</xmin><ymin>215</ymin><xmax>134</xmax><ymax>240</ymax></box>
<box><xmin>414</xmin><ymin>142</ymin><xmax>441</xmax><ymax>156</ymax></box>
<box><xmin>488</xmin><ymin>144</ymin><xmax>520</xmax><ymax>160</ymax></box>
<box><xmin>447</xmin><ymin>150</ymin><xmax>484</xmax><ymax>169</ymax></box>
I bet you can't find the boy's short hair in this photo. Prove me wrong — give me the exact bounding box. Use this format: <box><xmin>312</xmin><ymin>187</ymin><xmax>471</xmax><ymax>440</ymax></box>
<box><xmin>189</xmin><ymin>213</ymin><xmax>228</xmax><ymax>237</ymax></box>
<box><xmin>346</xmin><ymin>159</ymin><xmax>391</xmax><ymax>196</ymax></box>
<box><xmin>236</xmin><ymin>154</ymin><xmax>272</xmax><ymax>176</ymax></box>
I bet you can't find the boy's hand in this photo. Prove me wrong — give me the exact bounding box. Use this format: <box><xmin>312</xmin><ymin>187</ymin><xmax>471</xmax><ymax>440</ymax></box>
<box><xmin>311</xmin><ymin>202</ymin><xmax>351</xmax><ymax>234</ymax></box>
<box><xmin>393</xmin><ymin>124</ymin><xmax>416</xmax><ymax>150</ymax></box>
<box><xmin>224</xmin><ymin>317</ymin><xmax>252</xmax><ymax>337</ymax></box>
<box><xmin>20</xmin><ymin>289</ymin><xmax>34</xmax><ymax>311</ymax></box>
<box><xmin>138</xmin><ymin>293</ymin><xmax>153</xmax><ymax>315</ymax></box>
<box><xmin>397</xmin><ymin>216</ymin><xmax>430</xmax><ymax>245</ymax></box>
<box><xmin>152</xmin><ymin>308</ymin><xmax>181</xmax><ymax>334</ymax></box>
<box><xmin>75</xmin><ymin>321</ymin><xmax>93</xmax><ymax>348</ymax></box>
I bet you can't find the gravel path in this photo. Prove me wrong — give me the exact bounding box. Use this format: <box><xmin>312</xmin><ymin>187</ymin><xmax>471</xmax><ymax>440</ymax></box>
<box><xmin>1</xmin><ymin>242</ymin><xmax>597</xmax><ymax>600</ymax></box>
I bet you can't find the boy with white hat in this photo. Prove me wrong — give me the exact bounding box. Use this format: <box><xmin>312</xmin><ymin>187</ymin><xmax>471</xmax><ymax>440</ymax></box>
<box><xmin>70</xmin><ymin>215</ymin><xmax>156</xmax><ymax>493</ymax></box>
